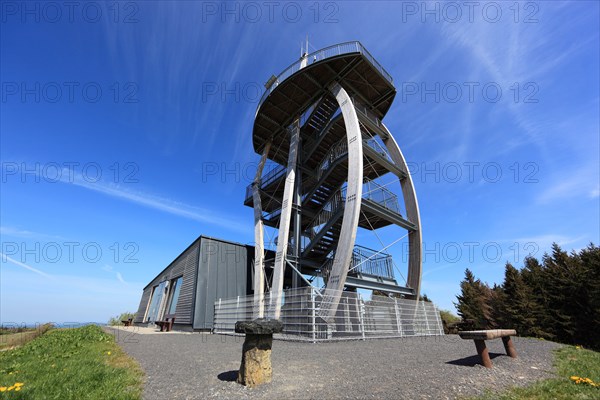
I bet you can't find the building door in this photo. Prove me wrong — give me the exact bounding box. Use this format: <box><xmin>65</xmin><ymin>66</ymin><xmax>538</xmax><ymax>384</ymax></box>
<box><xmin>146</xmin><ymin>281</ymin><xmax>168</xmax><ymax>323</ymax></box>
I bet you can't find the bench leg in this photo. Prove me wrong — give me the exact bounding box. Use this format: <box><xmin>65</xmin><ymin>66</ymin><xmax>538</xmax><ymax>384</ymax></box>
<box><xmin>474</xmin><ymin>339</ymin><xmax>492</xmax><ymax>368</ymax></box>
<box><xmin>502</xmin><ymin>336</ymin><xmax>517</xmax><ymax>358</ymax></box>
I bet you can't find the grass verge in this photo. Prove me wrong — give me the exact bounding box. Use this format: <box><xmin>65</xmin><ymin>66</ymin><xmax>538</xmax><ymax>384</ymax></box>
<box><xmin>475</xmin><ymin>345</ymin><xmax>600</xmax><ymax>400</ymax></box>
<box><xmin>0</xmin><ymin>325</ymin><xmax>143</xmax><ymax>399</ymax></box>
<box><xmin>0</xmin><ymin>324</ymin><xmax>53</xmax><ymax>351</ymax></box>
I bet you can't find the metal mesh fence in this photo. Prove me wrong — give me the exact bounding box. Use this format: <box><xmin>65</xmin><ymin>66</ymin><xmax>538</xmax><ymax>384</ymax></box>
<box><xmin>213</xmin><ymin>287</ymin><xmax>443</xmax><ymax>342</ymax></box>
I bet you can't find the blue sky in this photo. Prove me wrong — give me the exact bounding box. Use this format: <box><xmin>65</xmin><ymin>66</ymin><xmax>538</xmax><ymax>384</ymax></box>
<box><xmin>1</xmin><ymin>1</ymin><xmax>598</xmax><ymax>324</ymax></box>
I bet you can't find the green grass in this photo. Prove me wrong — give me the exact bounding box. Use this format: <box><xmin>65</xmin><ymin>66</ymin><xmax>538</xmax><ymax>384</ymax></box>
<box><xmin>0</xmin><ymin>324</ymin><xmax>53</xmax><ymax>350</ymax></box>
<box><xmin>0</xmin><ymin>325</ymin><xmax>143</xmax><ymax>399</ymax></box>
<box><xmin>474</xmin><ymin>345</ymin><xmax>600</xmax><ymax>400</ymax></box>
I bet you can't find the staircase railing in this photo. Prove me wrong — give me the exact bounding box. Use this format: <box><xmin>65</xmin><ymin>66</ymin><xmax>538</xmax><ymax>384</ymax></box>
<box><xmin>304</xmin><ymin>186</ymin><xmax>346</xmax><ymax>243</ymax></box>
<box><xmin>317</xmin><ymin>138</ymin><xmax>348</xmax><ymax>180</ymax></box>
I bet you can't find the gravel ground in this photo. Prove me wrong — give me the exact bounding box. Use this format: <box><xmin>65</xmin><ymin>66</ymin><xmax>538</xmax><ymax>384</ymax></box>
<box><xmin>107</xmin><ymin>328</ymin><xmax>562</xmax><ymax>400</ymax></box>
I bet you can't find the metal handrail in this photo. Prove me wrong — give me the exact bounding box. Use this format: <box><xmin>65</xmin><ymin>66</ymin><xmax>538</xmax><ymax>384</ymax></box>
<box><xmin>304</xmin><ymin>186</ymin><xmax>346</xmax><ymax>242</ymax></box>
<box><xmin>363</xmin><ymin>180</ymin><xmax>401</xmax><ymax>214</ymax></box>
<box><xmin>321</xmin><ymin>244</ymin><xmax>394</xmax><ymax>283</ymax></box>
<box><xmin>364</xmin><ymin>137</ymin><xmax>392</xmax><ymax>161</ymax></box>
<box><xmin>257</xmin><ymin>41</ymin><xmax>393</xmax><ymax>111</ymax></box>
<box><xmin>317</xmin><ymin>138</ymin><xmax>348</xmax><ymax>180</ymax></box>
<box><xmin>350</xmin><ymin>246</ymin><xmax>394</xmax><ymax>279</ymax></box>
<box><xmin>353</xmin><ymin>97</ymin><xmax>384</xmax><ymax>127</ymax></box>
<box><xmin>244</xmin><ymin>164</ymin><xmax>286</xmax><ymax>201</ymax></box>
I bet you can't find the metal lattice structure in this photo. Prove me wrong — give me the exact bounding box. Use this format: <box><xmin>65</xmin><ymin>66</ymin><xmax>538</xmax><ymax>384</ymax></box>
<box><xmin>244</xmin><ymin>41</ymin><xmax>423</xmax><ymax>326</ymax></box>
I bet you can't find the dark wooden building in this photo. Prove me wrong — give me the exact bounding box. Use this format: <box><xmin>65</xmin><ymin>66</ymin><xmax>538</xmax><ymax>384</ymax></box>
<box><xmin>134</xmin><ymin>235</ymin><xmax>255</xmax><ymax>331</ymax></box>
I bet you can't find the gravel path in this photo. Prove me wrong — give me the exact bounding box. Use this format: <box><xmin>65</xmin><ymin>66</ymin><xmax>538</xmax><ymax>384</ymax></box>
<box><xmin>107</xmin><ymin>328</ymin><xmax>562</xmax><ymax>399</ymax></box>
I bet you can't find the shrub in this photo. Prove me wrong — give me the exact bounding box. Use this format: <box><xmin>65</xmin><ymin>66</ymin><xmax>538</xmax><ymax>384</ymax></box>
<box><xmin>108</xmin><ymin>312</ymin><xmax>136</xmax><ymax>326</ymax></box>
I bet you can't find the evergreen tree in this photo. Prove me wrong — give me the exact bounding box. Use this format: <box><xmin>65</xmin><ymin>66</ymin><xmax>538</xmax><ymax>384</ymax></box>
<box><xmin>541</xmin><ymin>244</ymin><xmax>576</xmax><ymax>343</ymax></box>
<box><xmin>453</xmin><ymin>243</ymin><xmax>600</xmax><ymax>349</ymax></box>
<box><xmin>488</xmin><ymin>283</ymin><xmax>506</xmax><ymax>329</ymax></box>
<box><xmin>521</xmin><ymin>256</ymin><xmax>552</xmax><ymax>339</ymax></box>
<box><xmin>454</xmin><ymin>269</ymin><xmax>493</xmax><ymax>329</ymax></box>
<box><xmin>500</xmin><ymin>263</ymin><xmax>537</xmax><ymax>335</ymax></box>
<box><xmin>571</xmin><ymin>243</ymin><xmax>600</xmax><ymax>349</ymax></box>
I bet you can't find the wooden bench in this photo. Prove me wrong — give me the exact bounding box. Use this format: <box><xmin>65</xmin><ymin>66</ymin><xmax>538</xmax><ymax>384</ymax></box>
<box><xmin>121</xmin><ymin>318</ymin><xmax>133</xmax><ymax>327</ymax></box>
<box><xmin>459</xmin><ymin>329</ymin><xmax>517</xmax><ymax>368</ymax></box>
<box><xmin>155</xmin><ymin>314</ymin><xmax>176</xmax><ymax>332</ymax></box>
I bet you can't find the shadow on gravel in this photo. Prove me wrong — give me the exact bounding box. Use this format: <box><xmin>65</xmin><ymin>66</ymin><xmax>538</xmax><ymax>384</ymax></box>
<box><xmin>446</xmin><ymin>353</ymin><xmax>504</xmax><ymax>367</ymax></box>
<box><xmin>217</xmin><ymin>370</ymin><xmax>239</xmax><ymax>382</ymax></box>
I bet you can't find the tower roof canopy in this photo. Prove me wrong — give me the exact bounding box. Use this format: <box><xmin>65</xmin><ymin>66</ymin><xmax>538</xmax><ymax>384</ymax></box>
<box><xmin>252</xmin><ymin>41</ymin><xmax>396</xmax><ymax>157</ymax></box>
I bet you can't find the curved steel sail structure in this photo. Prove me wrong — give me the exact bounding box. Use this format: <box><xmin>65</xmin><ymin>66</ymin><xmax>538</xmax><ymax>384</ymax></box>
<box><xmin>244</xmin><ymin>41</ymin><xmax>422</xmax><ymax>324</ymax></box>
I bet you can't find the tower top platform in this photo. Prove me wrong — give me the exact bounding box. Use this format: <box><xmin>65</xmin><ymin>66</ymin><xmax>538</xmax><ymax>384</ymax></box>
<box><xmin>252</xmin><ymin>41</ymin><xmax>396</xmax><ymax>156</ymax></box>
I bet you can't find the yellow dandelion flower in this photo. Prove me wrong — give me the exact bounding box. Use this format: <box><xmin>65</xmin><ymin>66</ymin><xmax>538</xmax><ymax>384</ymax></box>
<box><xmin>7</xmin><ymin>386</ymin><xmax>14</xmax><ymax>391</ymax></box>
<box><xmin>107</xmin><ymin>351</ymin><xmax>111</xmax><ymax>355</ymax></box>
<box><xmin>14</xmin><ymin>382</ymin><xmax>24</xmax><ymax>387</ymax></box>
<box><xmin>15</xmin><ymin>387</ymin><xmax>21</xmax><ymax>391</ymax></box>
<box><xmin>571</xmin><ymin>376</ymin><xmax>580</xmax><ymax>381</ymax></box>
<box><xmin>8</xmin><ymin>372</ymin><xmax>13</xmax><ymax>375</ymax></box>
<box><xmin>0</xmin><ymin>387</ymin><xmax>7</xmax><ymax>392</ymax></box>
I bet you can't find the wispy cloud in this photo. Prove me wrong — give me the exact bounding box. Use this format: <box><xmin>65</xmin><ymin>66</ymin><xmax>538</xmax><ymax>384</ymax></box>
<box><xmin>61</xmin><ymin>169</ymin><xmax>249</xmax><ymax>233</ymax></box>
<box><xmin>0</xmin><ymin>253</ymin><xmax>53</xmax><ymax>279</ymax></box>
<box><xmin>439</xmin><ymin>5</ymin><xmax>595</xmax><ymax>160</ymax></box>
<box><xmin>102</xmin><ymin>264</ymin><xmax>126</xmax><ymax>284</ymax></box>
<box><xmin>116</xmin><ymin>272</ymin><xmax>126</xmax><ymax>284</ymax></box>
<box><xmin>536</xmin><ymin>163</ymin><xmax>600</xmax><ymax>204</ymax></box>
<box><xmin>0</xmin><ymin>226</ymin><xmax>66</xmax><ymax>241</ymax></box>
<box><xmin>505</xmin><ymin>234</ymin><xmax>588</xmax><ymax>255</ymax></box>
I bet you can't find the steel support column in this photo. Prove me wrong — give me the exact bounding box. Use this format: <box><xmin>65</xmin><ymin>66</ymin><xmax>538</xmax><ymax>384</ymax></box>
<box><xmin>292</xmin><ymin>139</ymin><xmax>302</xmax><ymax>289</ymax></box>
<box><xmin>252</xmin><ymin>141</ymin><xmax>271</xmax><ymax>318</ymax></box>
<box><xmin>318</xmin><ymin>82</ymin><xmax>363</xmax><ymax>324</ymax></box>
<box><xmin>270</xmin><ymin>120</ymin><xmax>300</xmax><ymax>319</ymax></box>
<box><xmin>380</xmin><ymin>124</ymin><xmax>422</xmax><ymax>298</ymax></box>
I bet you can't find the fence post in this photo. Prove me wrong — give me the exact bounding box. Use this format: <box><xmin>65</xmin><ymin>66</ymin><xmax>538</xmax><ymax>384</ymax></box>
<box><xmin>358</xmin><ymin>293</ymin><xmax>365</xmax><ymax>340</ymax></box>
<box><xmin>394</xmin><ymin>298</ymin><xmax>402</xmax><ymax>336</ymax></box>
<box><xmin>422</xmin><ymin>300</ymin><xmax>431</xmax><ymax>335</ymax></box>
<box><xmin>311</xmin><ymin>288</ymin><xmax>316</xmax><ymax>343</ymax></box>
<box><xmin>215</xmin><ymin>298</ymin><xmax>221</xmax><ymax>333</ymax></box>
<box><xmin>432</xmin><ymin>303</ymin><xmax>443</xmax><ymax>335</ymax></box>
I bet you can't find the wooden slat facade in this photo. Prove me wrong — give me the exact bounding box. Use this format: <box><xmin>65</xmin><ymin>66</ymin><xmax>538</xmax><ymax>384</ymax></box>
<box><xmin>133</xmin><ymin>235</ymin><xmax>252</xmax><ymax>329</ymax></box>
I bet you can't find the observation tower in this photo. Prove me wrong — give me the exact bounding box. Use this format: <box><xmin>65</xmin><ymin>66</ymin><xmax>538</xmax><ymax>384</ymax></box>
<box><xmin>244</xmin><ymin>41</ymin><xmax>422</xmax><ymax>324</ymax></box>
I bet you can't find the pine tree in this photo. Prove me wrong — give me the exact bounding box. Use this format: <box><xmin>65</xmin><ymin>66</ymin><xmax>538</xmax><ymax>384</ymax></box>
<box><xmin>500</xmin><ymin>263</ymin><xmax>537</xmax><ymax>335</ymax></box>
<box><xmin>453</xmin><ymin>243</ymin><xmax>599</xmax><ymax>349</ymax></box>
<box><xmin>420</xmin><ymin>293</ymin><xmax>432</xmax><ymax>302</ymax></box>
<box><xmin>521</xmin><ymin>256</ymin><xmax>551</xmax><ymax>339</ymax></box>
<box><xmin>454</xmin><ymin>269</ymin><xmax>493</xmax><ymax>329</ymax></box>
<box><xmin>578</xmin><ymin>243</ymin><xmax>600</xmax><ymax>349</ymax></box>
<box><xmin>541</xmin><ymin>244</ymin><xmax>576</xmax><ymax>343</ymax></box>
<box><xmin>488</xmin><ymin>283</ymin><xmax>506</xmax><ymax>329</ymax></box>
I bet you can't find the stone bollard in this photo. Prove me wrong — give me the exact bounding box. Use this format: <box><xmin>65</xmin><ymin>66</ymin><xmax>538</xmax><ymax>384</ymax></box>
<box><xmin>235</xmin><ymin>319</ymin><xmax>283</xmax><ymax>387</ymax></box>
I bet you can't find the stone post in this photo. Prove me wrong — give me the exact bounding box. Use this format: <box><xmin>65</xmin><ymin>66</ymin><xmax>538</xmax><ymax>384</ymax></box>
<box><xmin>235</xmin><ymin>319</ymin><xmax>283</xmax><ymax>387</ymax></box>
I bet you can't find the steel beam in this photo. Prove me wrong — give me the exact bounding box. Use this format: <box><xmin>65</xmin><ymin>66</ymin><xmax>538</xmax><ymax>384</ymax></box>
<box><xmin>318</xmin><ymin>83</ymin><xmax>363</xmax><ymax>324</ymax></box>
<box><xmin>379</xmin><ymin>124</ymin><xmax>422</xmax><ymax>299</ymax></box>
<box><xmin>270</xmin><ymin>120</ymin><xmax>300</xmax><ymax>319</ymax></box>
<box><xmin>252</xmin><ymin>141</ymin><xmax>271</xmax><ymax>318</ymax></box>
